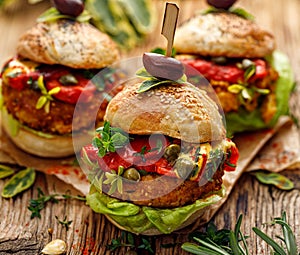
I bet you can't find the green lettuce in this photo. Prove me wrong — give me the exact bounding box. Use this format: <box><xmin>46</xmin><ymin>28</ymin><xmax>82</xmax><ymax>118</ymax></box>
<box><xmin>226</xmin><ymin>51</ymin><xmax>295</xmax><ymax>135</ymax></box>
<box><xmin>86</xmin><ymin>185</ymin><xmax>224</xmax><ymax>234</ymax></box>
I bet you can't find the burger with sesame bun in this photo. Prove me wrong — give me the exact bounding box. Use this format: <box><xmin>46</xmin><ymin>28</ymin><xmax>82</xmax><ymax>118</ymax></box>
<box><xmin>173</xmin><ymin>1</ymin><xmax>294</xmax><ymax>135</ymax></box>
<box><xmin>0</xmin><ymin>10</ymin><xmax>120</xmax><ymax>157</ymax></box>
<box><xmin>80</xmin><ymin>54</ymin><xmax>239</xmax><ymax>235</ymax></box>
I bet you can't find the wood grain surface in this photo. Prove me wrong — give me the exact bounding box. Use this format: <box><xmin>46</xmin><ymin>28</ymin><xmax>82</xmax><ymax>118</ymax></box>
<box><xmin>0</xmin><ymin>0</ymin><xmax>299</xmax><ymax>254</ymax></box>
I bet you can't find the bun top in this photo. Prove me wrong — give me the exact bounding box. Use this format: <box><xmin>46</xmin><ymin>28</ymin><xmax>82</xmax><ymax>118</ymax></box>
<box><xmin>104</xmin><ymin>79</ymin><xmax>225</xmax><ymax>143</ymax></box>
<box><xmin>174</xmin><ymin>12</ymin><xmax>275</xmax><ymax>58</ymax></box>
<box><xmin>17</xmin><ymin>20</ymin><xmax>120</xmax><ymax>69</ymax></box>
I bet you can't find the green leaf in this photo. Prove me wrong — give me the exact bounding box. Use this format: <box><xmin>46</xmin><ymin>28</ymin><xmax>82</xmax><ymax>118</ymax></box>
<box><xmin>241</xmin><ymin>88</ymin><xmax>253</xmax><ymax>100</ymax></box>
<box><xmin>244</xmin><ymin>64</ymin><xmax>256</xmax><ymax>81</ymax></box>
<box><xmin>193</xmin><ymin>237</ymin><xmax>231</xmax><ymax>255</ymax></box>
<box><xmin>2</xmin><ymin>168</ymin><xmax>36</xmax><ymax>198</ymax></box>
<box><xmin>136</xmin><ymin>68</ymin><xmax>153</xmax><ymax>78</ymax></box>
<box><xmin>36</xmin><ymin>96</ymin><xmax>47</xmax><ymax>109</ymax></box>
<box><xmin>111</xmin><ymin>132</ymin><xmax>129</xmax><ymax>148</ymax></box>
<box><xmin>229</xmin><ymin>8</ymin><xmax>255</xmax><ymax>20</ymax></box>
<box><xmin>229</xmin><ymin>231</ymin><xmax>240</xmax><ymax>255</ymax></box>
<box><xmin>252</xmin><ymin>227</ymin><xmax>286</xmax><ymax>255</ymax></box>
<box><xmin>137</xmin><ymin>79</ymin><xmax>172</xmax><ymax>93</ymax></box>
<box><xmin>117</xmin><ymin>0</ymin><xmax>153</xmax><ymax>34</ymax></box>
<box><xmin>274</xmin><ymin>212</ymin><xmax>298</xmax><ymax>254</ymax></box>
<box><xmin>228</xmin><ymin>84</ymin><xmax>244</xmax><ymax>94</ymax></box>
<box><xmin>182</xmin><ymin>242</ymin><xmax>226</xmax><ymax>255</ymax></box>
<box><xmin>254</xmin><ymin>88</ymin><xmax>270</xmax><ymax>95</ymax></box>
<box><xmin>0</xmin><ymin>165</ymin><xmax>15</xmax><ymax>179</ymax></box>
<box><xmin>254</xmin><ymin>171</ymin><xmax>294</xmax><ymax>190</ymax></box>
<box><xmin>48</xmin><ymin>86</ymin><xmax>61</xmax><ymax>96</ymax></box>
<box><xmin>37</xmin><ymin>7</ymin><xmax>71</xmax><ymax>22</ymax></box>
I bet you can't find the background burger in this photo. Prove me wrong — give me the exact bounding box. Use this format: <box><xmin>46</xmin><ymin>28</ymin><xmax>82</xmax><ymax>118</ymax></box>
<box><xmin>0</xmin><ymin>17</ymin><xmax>120</xmax><ymax>158</ymax></box>
<box><xmin>173</xmin><ymin>5</ymin><xmax>295</xmax><ymax>135</ymax></box>
<box><xmin>80</xmin><ymin>72</ymin><xmax>239</xmax><ymax>235</ymax></box>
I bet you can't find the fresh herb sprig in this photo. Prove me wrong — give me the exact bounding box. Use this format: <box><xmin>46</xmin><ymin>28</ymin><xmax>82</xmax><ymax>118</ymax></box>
<box><xmin>55</xmin><ymin>215</ymin><xmax>73</xmax><ymax>231</ymax></box>
<box><xmin>28</xmin><ymin>187</ymin><xmax>86</xmax><ymax>219</ymax></box>
<box><xmin>227</xmin><ymin>60</ymin><xmax>270</xmax><ymax>103</ymax></box>
<box><xmin>182</xmin><ymin>212</ymin><xmax>299</xmax><ymax>255</ymax></box>
<box><xmin>182</xmin><ymin>214</ymin><xmax>249</xmax><ymax>255</ymax></box>
<box><xmin>107</xmin><ymin>231</ymin><xmax>154</xmax><ymax>254</ymax></box>
<box><xmin>92</xmin><ymin>121</ymin><xmax>129</xmax><ymax>157</ymax></box>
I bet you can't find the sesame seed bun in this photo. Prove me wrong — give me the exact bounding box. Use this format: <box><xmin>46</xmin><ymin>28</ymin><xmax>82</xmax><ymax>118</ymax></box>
<box><xmin>174</xmin><ymin>12</ymin><xmax>275</xmax><ymax>58</ymax></box>
<box><xmin>16</xmin><ymin>19</ymin><xmax>120</xmax><ymax>69</ymax></box>
<box><xmin>104</xmin><ymin>79</ymin><xmax>225</xmax><ymax>143</ymax></box>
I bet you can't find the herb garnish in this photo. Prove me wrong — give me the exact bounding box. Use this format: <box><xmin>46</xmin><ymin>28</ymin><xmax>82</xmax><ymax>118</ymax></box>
<box><xmin>103</xmin><ymin>166</ymin><xmax>124</xmax><ymax>195</ymax></box>
<box><xmin>92</xmin><ymin>121</ymin><xmax>129</xmax><ymax>157</ymax></box>
<box><xmin>107</xmin><ymin>231</ymin><xmax>154</xmax><ymax>254</ymax></box>
<box><xmin>28</xmin><ymin>187</ymin><xmax>86</xmax><ymax>219</ymax></box>
<box><xmin>55</xmin><ymin>215</ymin><xmax>73</xmax><ymax>231</ymax></box>
<box><xmin>35</xmin><ymin>76</ymin><xmax>61</xmax><ymax>113</ymax></box>
<box><xmin>227</xmin><ymin>59</ymin><xmax>270</xmax><ymax>103</ymax></box>
<box><xmin>136</xmin><ymin>68</ymin><xmax>187</xmax><ymax>93</ymax></box>
<box><xmin>133</xmin><ymin>139</ymin><xmax>163</xmax><ymax>162</ymax></box>
<box><xmin>182</xmin><ymin>212</ymin><xmax>299</xmax><ymax>255</ymax></box>
<box><xmin>202</xmin><ymin>6</ymin><xmax>254</xmax><ymax>20</ymax></box>
<box><xmin>1</xmin><ymin>168</ymin><xmax>36</xmax><ymax>198</ymax></box>
<box><xmin>253</xmin><ymin>171</ymin><xmax>294</xmax><ymax>191</ymax></box>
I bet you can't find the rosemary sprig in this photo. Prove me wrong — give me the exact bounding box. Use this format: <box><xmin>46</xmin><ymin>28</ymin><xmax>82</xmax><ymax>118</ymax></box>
<box><xmin>28</xmin><ymin>187</ymin><xmax>86</xmax><ymax>219</ymax></box>
<box><xmin>182</xmin><ymin>212</ymin><xmax>299</xmax><ymax>255</ymax></box>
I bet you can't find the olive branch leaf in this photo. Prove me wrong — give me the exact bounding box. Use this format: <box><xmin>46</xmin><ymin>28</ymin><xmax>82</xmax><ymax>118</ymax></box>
<box><xmin>136</xmin><ymin>68</ymin><xmax>187</xmax><ymax>93</ymax></box>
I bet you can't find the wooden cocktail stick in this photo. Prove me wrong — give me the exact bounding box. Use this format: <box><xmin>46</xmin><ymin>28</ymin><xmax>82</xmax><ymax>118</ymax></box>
<box><xmin>161</xmin><ymin>3</ymin><xmax>179</xmax><ymax>57</ymax></box>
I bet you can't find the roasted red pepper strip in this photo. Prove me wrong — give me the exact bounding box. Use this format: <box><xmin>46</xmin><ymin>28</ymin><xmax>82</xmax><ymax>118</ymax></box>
<box><xmin>181</xmin><ymin>58</ymin><xmax>267</xmax><ymax>83</ymax></box>
<box><xmin>224</xmin><ymin>141</ymin><xmax>239</xmax><ymax>172</ymax></box>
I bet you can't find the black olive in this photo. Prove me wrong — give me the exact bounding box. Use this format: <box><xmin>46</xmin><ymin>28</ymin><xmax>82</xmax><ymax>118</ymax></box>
<box><xmin>51</xmin><ymin>0</ymin><xmax>84</xmax><ymax>17</ymax></box>
<box><xmin>206</xmin><ymin>0</ymin><xmax>237</xmax><ymax>10</ymax></box>
<box><xmin>143</xmin><ymin>53</ymin><xmax>184</xmax><ymax>81</ymax></box>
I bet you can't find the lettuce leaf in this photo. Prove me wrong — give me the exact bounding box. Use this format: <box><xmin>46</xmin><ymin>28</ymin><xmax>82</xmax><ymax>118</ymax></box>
<box><xmin>226</xmin><ymin>50</ymin><xmax>295</xmax><ymax>136</ymax></box>
<box><xmin>86</xmin><ymin>185</ymin><xmax>224</xmax><ymax>234</ymax></box>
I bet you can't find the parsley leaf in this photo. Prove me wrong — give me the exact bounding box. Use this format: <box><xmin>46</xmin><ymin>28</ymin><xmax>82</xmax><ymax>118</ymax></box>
<box><xmin>92</xmin><ymin>121</ymin><xmax>129</xmax><ymax>157</ymax></box>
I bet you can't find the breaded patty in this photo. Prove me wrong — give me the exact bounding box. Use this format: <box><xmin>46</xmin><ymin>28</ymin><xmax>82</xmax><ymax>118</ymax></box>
<box><xmin>2</xmin><ymin>83</ymin><xmax>107</xmax><ymax>135</ymax></box>
<box><xmin>103</xmin><ymin>168</ymin><xmax>224</xmax><ymax>208</ymax></box>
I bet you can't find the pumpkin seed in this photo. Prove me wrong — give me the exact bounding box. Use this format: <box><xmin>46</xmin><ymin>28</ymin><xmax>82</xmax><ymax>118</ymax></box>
<box><xmin>41</xmin><ymin>239</ymin><xmax>67</xmax><ymax>255</ymax></box>
<box><xmin>254</xmin><ymin>171</ymin><xmax>294</xmax><ymax>190</ymax></box>
<box><xmin>0</xmin><ymin>164</ymin><xmax>14</xmax><ymax>179</ymax></box>
<box><xmin>1</xmin><ymin>168</ymin><xmax>36</xmax><ymax>198</ymax></box>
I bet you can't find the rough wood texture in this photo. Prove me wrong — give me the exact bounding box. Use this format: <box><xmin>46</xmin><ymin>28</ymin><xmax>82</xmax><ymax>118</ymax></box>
<box><xmin>0</xmin><ymin>0</ymin><xmax>299</xmax><ymax>254</ymax></box>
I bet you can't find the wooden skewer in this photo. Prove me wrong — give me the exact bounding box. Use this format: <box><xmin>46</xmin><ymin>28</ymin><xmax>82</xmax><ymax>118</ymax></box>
<box><xmin>161</xmin><ymin>2</ymin><xmax>179</xmax><ymax>57</ymax></box>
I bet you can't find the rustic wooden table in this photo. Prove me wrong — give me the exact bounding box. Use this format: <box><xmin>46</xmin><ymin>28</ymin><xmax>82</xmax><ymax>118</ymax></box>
<box><xmin>0</xmin><ymin>0</ymin><xmax>299</xmax><ymax>254</ymax></box>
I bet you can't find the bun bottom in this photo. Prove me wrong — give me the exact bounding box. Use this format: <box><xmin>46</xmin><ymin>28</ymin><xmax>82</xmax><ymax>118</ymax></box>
<box><xmin>1</xmin><ymin>108</ymin><xmax>92</xmax><ymax>158</ymax></box>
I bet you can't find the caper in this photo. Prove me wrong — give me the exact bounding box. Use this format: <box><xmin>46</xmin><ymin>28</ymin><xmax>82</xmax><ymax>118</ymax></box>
<box><xmin>206</xmin><ymin>0</ymin><xmax>238</xmax><ymax>10</ymax></box>
<box><xmin>59</xmin><ymin>74</ymin><xmax>78</xmax><ymax>85</ymax></box>
<box><xmin>211</xmin><ymin>56</ymin><xmax>227</xmax><ymax>65</ymax></box>
<box><xmin>143</xmin><ymin>53</ymin><xmax>184</xmax><ymax>81</ymax></box>
<box><xmin>122</xmin><ymin>168</ymin><xmax>141</xmax><ymax>181</ymax></box>
<box><xmin>174</xmin><ymin>157</ymin><xmax>195</xmax><ymax>179</ymax></box>
<box><xmin>163</xmin><ymin>144</ymin><xmax>181</xmax><ymax>163</ymax></box>
<box><xmin>52</xmin><ymin>0</ymin><xmax>84</xmax><ymax>17</ymax></box>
